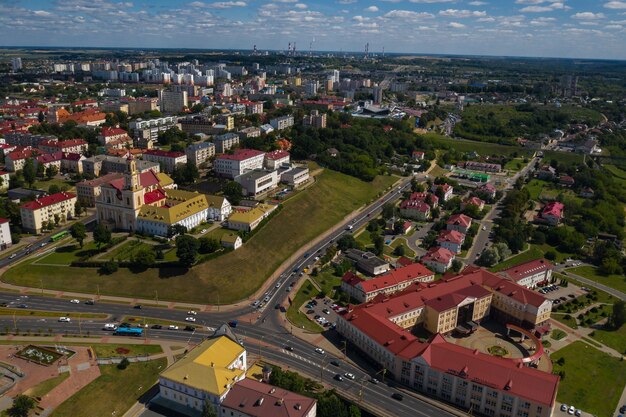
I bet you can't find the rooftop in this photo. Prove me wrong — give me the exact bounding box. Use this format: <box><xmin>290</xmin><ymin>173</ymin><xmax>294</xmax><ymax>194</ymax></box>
<box><xmin>264</xmin><ymin>150</ymin><xmax>290</xmax><ymax>160</ymax></box>
<box><xmin>221</xmin><ymin>379</ymin><xmax>316</xmax><ymax>417</ymax></box>
<box><xmin>217</xmin><ymin>149</ymin><xmax>265</xmax><ymax>162</ymax></box>
<box><xmin>21</xmin><ymin>192</ymin><xmax>76</xmax><ymax>210</ymax></box>
<box><xmin>501</xmin><ymin>258</ymin><xmax>554</xmax><ymax>282</ymax></box>
<box><xmin>358</xmin><ymin>262</ymin><xmax>434</xmax><ymax>293</ymax></box>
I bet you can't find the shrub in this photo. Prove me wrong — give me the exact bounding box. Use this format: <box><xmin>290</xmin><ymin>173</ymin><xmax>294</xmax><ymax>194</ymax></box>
<box><xmin>100</xmin><ymin>261</ymin><xmax>118</xmax><ymax>275</ymax></box>
<box><xmin>117</xmin><ymin>357</ymin><xmax>130</xmax><ymax>370</ymax></box>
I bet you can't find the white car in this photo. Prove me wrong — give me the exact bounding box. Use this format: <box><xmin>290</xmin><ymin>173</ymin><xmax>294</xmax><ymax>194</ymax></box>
<box><xmin>70</xmin><ymin>299</ymin><xmax>80</xmax><ymax>304</ymax></box>
<box><xmin>103</xmin><ymin>323</ymin><xmax>117</xmax><ymax>331</ymax></box>
<box><xmin>344</xmin><ymin>373</ymin><xmax>356</xmax><ymax>380</ymax></box>
<box><xmin>187</xmin><ymin>310</ymin><xmax>197</xmax><ymax>315</ymax></box>
<box><xmin>568</xmin><ymin>406</ymin><xmax>575</xmax><ymax>415</ymax></box>
<box><xmin>185</xmin><ymin>317</ymin><xmax>196</xmax><ymax>322</ymax></box>
<box><xmin>58</xmin><ymin>317</ymin><xmax>71</xmax><ymax>322</ymax></box>
<box><xmin>315</xmin><ymin>348</ymin><xmax>325</xmax><ymax>354</ymax></box>
<box><xmin>200</xmin><ymin>229</ymin><xmax>207</xmax><ymax>234</ymax></box>
<box><xmin>9</xmin><ymin>254</ymin><xmax>16</xmax><ymax>259</ymax></box>
<box><xmin>40</xmin><ymin>242</ymin><xmax>47</xmax><ymax>247</ymax></box>
<box><xmin>168</xmin><ymin>325</ymin><xmax>179</xmax><ymax>330</ymax></box>
<box><xmin>481</xmin><ymin>226</ymin><xmax>486</xmax><ymax>231</ymax></box>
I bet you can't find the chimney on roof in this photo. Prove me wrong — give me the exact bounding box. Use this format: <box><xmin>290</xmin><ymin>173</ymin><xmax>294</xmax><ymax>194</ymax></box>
<box><xmin>295</xmin><ymin>403</ymin><xmax>302</xmax><ymax>410</ymax></box>
<box><xmin>269</xmin><ymin>388</ymin><xmax>275</xmax><ymax>394</ymax></box>
<box><xmin>255</xmin><ymin>397</ymin><xmax>264</xmax><ymax>406</ymax></box>
<box><xmin>275</xmin><ymin>398</ymin><xmax>284</xmax><ymax>406</ymax></box>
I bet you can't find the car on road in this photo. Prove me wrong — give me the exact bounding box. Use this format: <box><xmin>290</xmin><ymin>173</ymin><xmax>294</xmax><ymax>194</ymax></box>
<box><xmin>58</xmin><ymin>317</ymin><xmax>70</xmax><ymax>322</ymax></box>
<box><xmin>40</xmin><ymin>242</ymin><xmax>47</xmax><ymax>247</ymax></box>
<box><xmin>9</xmin><ymin>254</ymin><xmax>16</xmax><ymax>259</ymax></box>
<box><xmin>334</xmin><ymin>374</ymin><xmax>343</xmax><ymax>381</ymax></box>
<box><xmin>369</xmin><ymin>378</ymin><xmax>379</xmax><ymax>384</ymax></box>
<box><xmin>263</xmin><ymin>296</ymin><xmax>270</xmax><ymax>302</ymax></box>
<box><xmin>133</xmin><ymin>305</ymin><xmax>142</xmax><ymax>309</ymax></box>
<box><xmin>18</xmin><ymin>304</ymin><xmax>27</xmax><ymax>308</ymax></box>
<box><xmin>315</xmin><ymin>348</ymin><xmax>325</xmax><ymax>355</ymax></box>
<box><xmin>103</xmin><ymin>323</ymin><xmax>117</xmax><ymax>331</ymax></box>
<box><xmin>284</xmin><ymin>345</ymin><xmax>294</xmax><ymax>352</ymax></box>
<box><xmin>187</xmin><ymin>310</ymin><xmax>197</xmax><ymax>315</ymax></box>
<box><xmin>70</xmin><ymin>299</ymin><xmax>80</xmax><ymax>304</ymax></box>
<box><xmin>303</xmin><ymin>253</ymin><xmax>310</xmax><ymax>259</ymax></box>
<box><xmin>85</xmin><ymin>300</ymin><xmax>95</xmax><ymax>305</ymax></box>
<box><xmin>185</xmin><ymin>316</ymin><xmax>196</xmax><ymax>322</ymax></box>
<box><xmin>151</xmin><ymin>324</ymin><xmax>163</xmax><ymax>329</ymax></box>
<box><xmin>252</xmin><ymin>300</ymin><xmax>260</xmax><ymax>307</ymax></box>
<box><xmin>330</xmin><ymin>360</ymin><xmax>340</xmax><ymax>367</ymax></box>
<box><xmin>168</xmin><ymin>325</ymin><xmax>179</xmax><ymax>330</ymax></box>
<box><xmin>228</xmin><ymin>320</ymin><xmax>238</xmax><ymax>328</ymax></box>
<box><xmin>391</xmin><ymin>393</ymin><xmax>404</xmax><ymax>401</ymax></box>
<box><xmin>344</xmin><ymin>373</ymin><xmax>355</xmax><ymax>380</ymax></box>
<box><xmin>184</xmin><ymin>325</ymin><xmax>195</xmax><ymax>331</ymax></box>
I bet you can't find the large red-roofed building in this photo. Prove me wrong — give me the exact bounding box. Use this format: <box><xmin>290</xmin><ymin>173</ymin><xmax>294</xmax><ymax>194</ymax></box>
<box><xmin>500</xmin><ymin>258</ymin><xmax>554</xmax><ymax>289</ymax></box>
<box><xmin>214</xmin><ymin>149</ymin><xmax>265</xmax><ymax>179</ymax></box>
<box><xmin>20</xmin><ymin>192</ymin><xmax>77</xmax><ymax>234</ymax></box>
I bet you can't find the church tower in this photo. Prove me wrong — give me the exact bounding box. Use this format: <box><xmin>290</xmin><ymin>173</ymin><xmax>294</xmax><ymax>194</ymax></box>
<box><xmin>126</xmin><ymin>154</ymin><xmax>140</xmax><ymax>191</ymax></box>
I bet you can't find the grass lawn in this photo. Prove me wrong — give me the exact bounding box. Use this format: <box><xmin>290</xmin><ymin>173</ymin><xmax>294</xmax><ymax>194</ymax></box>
<box><xmin>384</xmin><ymin>238</ymin><xmax>415</xmax><ymax>258</ymax></box>
<box><xmin>33</xmin><ymin>241</ymin><xmax>100</xmax><ymax>266</ymax></box>
<box><xmin>2</xmin><ymin>169</ymin><xmax>398</xmax><ymax>304</ymax></box>
<box><xmin>26</xmin><ymin>372</ymin><xmax>70</xmax><ymax>398</ymax></box>
<box><xmin>51</xmin><ymin>358</ymin><xmax>167</xmax><ymax>417</ymax></box>
<box><xmin>589</xmin><ymin>325</ymin><xmax>626</xmax><ymax>355</ymax></box>
<box><xmin>429</xmin><ymin>165</ymin><xmax>449</xmax><ymax>178</ymax></box>
<box><xmin>551</xmin><ymin>341</ymin><xmax>626</xmax><ymax>417</ymax></box>
<box><xmin>568</xmin><ymin>265</ymin><xmax>626</xmax><ymax>295</ymax></box>
<box><xmin>524</xmin><ymin>179</ymin><xmax>551</xmax><ymax>201</ymax></box>
<box><xmin>552</xmin><ymin>313</ymin><xmax>577</xmax><ymax>329</ymax></box>
<box><xmin>286</xmin><ymin>279</ymin><xmax>323</xmax><ymax>333</ymax></box>
<box><xmin>354</xmin><ymin>228</ymin><xmax>374</xmax><ymax>249</ymax></box>
<box><xmin>503</xmin><ymin>158</ymin><xmax>524</xmax><ymax>172</ymax></box>
<box><xmin>551</xmin><ymin>329</ymin><xmax>567</xmax><ymax>340</ymax></box>
<box><xmin>422</xmin><ymin>135</ymin><xmax>531</xmax><ymax>158</ymax></box>
<box><xmin>532</xmin><ymin>243</ymin><xmax>574</xmax><ymax>263</ymax></box>
<box><xmin>100</xmin><ymin>240</ymin><xmax>155</xmax><ymax>261</ymax></box>
<box><xmin>490</xmin><ymin>246</ymin><xmax>544</xmax><ymax>272</ymax></box>
<box><xmin>90</xmin><ymin>343</ymin><xmax>163</xmax><ymax>358</ymax></box>
<box><xmin>33</xmin><ymin>178</ymin><xmax>75</xmax><ymax>192</ymax></box>
<box><xmin>310</xmin><ymin>268</ymin><xmax>342</xmax><ymax>298</ymax></box>
<box><xmin>604</xmin><ymin>164</ymin><xmax>626</xmax><ymax>180</ymax></box>
<box><xmin>0</xmin><ymin>308</ymin><xmax>106</xmax><ymax>319</ymax></box>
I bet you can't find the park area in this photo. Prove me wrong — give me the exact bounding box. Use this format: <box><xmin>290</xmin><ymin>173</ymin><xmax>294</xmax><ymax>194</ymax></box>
<box><xmin>3</xmin><ymin>169</ymin><xmax>397</xmax><ymax>304</ymax></box>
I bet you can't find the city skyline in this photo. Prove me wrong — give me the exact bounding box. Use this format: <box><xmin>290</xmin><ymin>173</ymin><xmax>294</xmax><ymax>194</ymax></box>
<box><xmin>0</xmin><ymin>0</ymin><xmax>625</xmax><ymax>60</ymax></box>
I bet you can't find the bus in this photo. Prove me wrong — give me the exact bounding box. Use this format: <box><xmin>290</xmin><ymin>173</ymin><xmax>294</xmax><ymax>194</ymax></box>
<box><xmin>50</xmin><ymin>230</ymin><xmax>70</xmax><ymax>242</ymax></box>
<box><xmin>114</xmin><ymin>327</ymin><xmax>143</xmax><ymax>337</ymax></box>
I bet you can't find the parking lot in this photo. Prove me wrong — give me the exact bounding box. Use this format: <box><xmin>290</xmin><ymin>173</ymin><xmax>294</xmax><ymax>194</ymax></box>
<box><xmin>300</xmin><ymin>295</ymin><xmax>342</xmax><ymax>330</ymax></box>
<box><xmin>534</xmin><ymin>281</ymin><xmax>587</xmax><ymax>305</ymax></box>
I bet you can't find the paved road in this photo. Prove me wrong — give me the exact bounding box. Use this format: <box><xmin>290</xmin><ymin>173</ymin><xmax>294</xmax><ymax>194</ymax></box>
<box><xmin>555</xmin><ymin>264</ymin><xmax>626</xmax><ymax>301</ymax></box>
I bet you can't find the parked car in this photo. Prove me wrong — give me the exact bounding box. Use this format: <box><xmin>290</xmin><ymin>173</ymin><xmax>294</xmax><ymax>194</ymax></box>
<box><xmin>568</xmin><ymin>405</ymin><xmax>575</xmax><ymax>415</ymax></box>
<box><xmin>574</xmin><ymin>410</ymin><xmax>581</xmax><ymax>417</ymax></box>
<box><xmin>151</xmin><ymin>324</ymin><xmax>163</xmax><ymax>329</ymax></box>
<box><xmin>322</xmin><ymin>309</ymin><xmax>330</xmax><ymax>315</ymax></box>
<box><xmin>560</xmin><ymin>404</ymin><xmax>568</xmax><ymax>412</ymax></box>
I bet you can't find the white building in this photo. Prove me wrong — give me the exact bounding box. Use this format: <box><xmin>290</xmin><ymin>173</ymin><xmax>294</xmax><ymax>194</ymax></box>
<box><xmin>143</xmin><ymin>150</ymin><xmax>187</xmax><ymax>174</ymax></box>
<box><xmin>206</xmin><ymin>195</ymin><xmax>232</xmax><ymax>222</ymax></box>
<box><xmin>186</xmin><ymin>142</ymin><xmax>215</xmax><ymax>167</ymax></box>
<box><xmin>263</xmin><ymin>150</ymin><xmax>290</xmax><ymax>170</ymax></box>
<box><xmin>269</xmin><ymin>115</ymin><xmax>294</xmax><ymax>131</ymax></box>
<box><xmin>280</xmin><ymin>166</ymin><xmax>310</xmax><ymax>187</ymax></box>
<box><xmin>158</xmin><ymin>89</ymin><xmax>188</xmax><ymax>113</ymax></box>
<box><xmin>0</xmin><ymin>219</ymin><xmax>13</xmax><ymax>250</ymax></box>
<box><xmin>213</xmin><ymin>149</ymin><xmax>265</xmax><ymax>179</ymax></box>
<box><xmin>236</xmin><ymin>169</ymin><xmax>279</xmax><ymax>196</ymax></box>
<box><xmin>20</xmin><ymin>192</ymin><xmax>77</xmax><ymax>234</ymax></box>
<box><xmin>500</xmin><ymin>259</ymin><xmax>554</xmax><ymax>289</ymax></box>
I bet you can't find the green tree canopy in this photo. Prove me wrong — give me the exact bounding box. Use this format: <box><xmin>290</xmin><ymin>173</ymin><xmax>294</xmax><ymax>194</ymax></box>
<box><xmin>176</xmin><ymin>235</ymin><xmax>200</xmax><ymax>267</ymax></box>
<box><xmin>70</xmin><ymin>222</ymin><xmax>87</xmax><ymax>248</ymax></box>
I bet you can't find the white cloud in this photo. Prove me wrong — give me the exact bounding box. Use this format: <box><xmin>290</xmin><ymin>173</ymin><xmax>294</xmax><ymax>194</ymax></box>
<box><xmin>294</xmin><ymin>3</ymin><xmax>307</xmax><ymax>9</ymax></box>
<box><xmin>468</xmin><ymin>1</ymin><xmax>487</xmax><ymax>5</ymax></box>
<box><xmin>338</xmin><ymin>0</ymin><xmax>357</xmax><ymax>4</ymax></box>
<box><xmin>381</xmin><ymin>0</ymin><xmax>454</xmax><ymax>2</ymax></box>
<box><xmin>529</xmin><ymin>16</ymin><xmax>555</xmax><ymax>25</ymax></box>
<box><xmin>33</xmin><ymin>10</ymin><xmax>52</xmax><ymax>16</ymax></box>
<box><xmin>365</xmin><ymin>5</ymin><xmax>379</xmax><ymax>11</ymax></box>
<box><xmin>604</xmin><ymin>1</ymin><xmax>626</xmax><ymax>8</ymax></box>
<box><xmin>190</xmin><ymin>1</ymin><xmax>246</xmax><ymax>7</ymax></box>
<box><xmin>439</xmin><ymin>9</ymin><xmax>487</xmax><ymax>18</ymax></box>
<box><xmin>572</xmin><ymin>12</ymin><xmax>606</xmax><ymax>19</ymax></box>
<box><xmin>448</xmin><ymin>21</ymin><xmax>466</xmax><ymax>28</ymax></box>
<box><xmin>352</xmin><ymin>15</ymin><xmax>369</xmax><ymax>21</ymax></box>
<box><xmin>383</xmin><ymin>10</ymin><xmax>435</xmax><ymax>19</ymax></box>
<box><xmin>520</xmin><ymin>2</ymin><xmax>566</xmax><ymax>13</ymax></box>
<box><xmin>477</xmin><ymin>16</ymin><xmax>495</xmax><ymax>22</ymax></box>
<box><xmin>272</xmin><ymin>0</ymin><xmax>297</xmax><ymax>3</ymax></box>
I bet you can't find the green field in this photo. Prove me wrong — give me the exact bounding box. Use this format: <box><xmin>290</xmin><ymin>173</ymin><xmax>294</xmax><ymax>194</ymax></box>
<box><xmin>90</xmin><ymin>343</ymin><xmax>163</xmax><ymax>358</ymax></box>
<box><xmin>286</xmin><ymin>279</ymin><xmax>323</xmax><ymax>333</ymax></box>
<box><xmin>51</xmin><ymin>358</ymin><xmax>166</xmax><ymax>417</ymax></box>
<box><xmin>34</xmin><ymin>241</ymin><xmax>100</xmax><ymax>266</ymax></box>
<box><xmin>26</xmin><ymin>372</ymin><xmax>70</xmax><ymax>398</ymax></box>
<box><xmin>490</xmin><ymin>246</ymin><xmax>544</xmax><ymax>272</ymax></box>
<box><xmin>423</xmin><ymin>135</ymin><xmax>530</xmax><ymax>157</ymax></box>
<box><xmin>100</xmin><ymin>240</ymin><xmax>155</xmax><ymax>261</ymax></box>
<box><xmin>590</xmin><ymin>325</ymin><xmax>626</xmax><ymax>354</ymax></box>
<box><xmin>524</xmin><ymin>179</ymin><xmax>551</xmax><ymax>201</ymax></box>
<box><xmin>2</xmin><ymin>169</ymin><xmax>397</xmax><ymax>304</ymax></box>
<box><xmin>568</xmin><ymin>265</ymin><xmax>626</xmax><ymax>295</ymax></box>
<box><xmin>551</xmin><ymin>341</ymin><xmax>626</xmax><ymax>417</ymax></box>
<box><xmin>311</xmin><ymin>268</ymin><xmax>342</xmax><ymax>298</ymax></box>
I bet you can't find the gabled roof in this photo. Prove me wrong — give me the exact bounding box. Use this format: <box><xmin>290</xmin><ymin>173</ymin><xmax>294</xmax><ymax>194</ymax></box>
<box><xmin>358</xmin><ymin>263</ymin><xmax>433</xmax><ymax>293</ymax></box>
<box><xmin>500</xmin><ymin>258</ymin><xmax>553</xmax><ymax>282</ymax></box>
<box><xmin>21</xmin><ymin>192</ymin><xmax>76</xmax><ymax>210</ymax></box>
<box><xmin>264</xmin><ymin>150</ymin><xmax>290</xmax><ymax>160</ymax></box>
<box><xmin>421</xmin><ymin>246</ymin><xmax>455</xmax><ymax>265</ymax></box>
<box><xmin>447</xmin><ymin>214</ymin><xmax>472</xmax><ymax>228</ymax></box>
<box><xmin>341</xmin><ymin>271</ymin><xmax>364</xmax><ymax>287</ymax></box>
<box><xmin>542</xmin><ymin>201</ymin><xmax>564</xmax><ymax>218</ymax></box>
<box><xmin>145</xmin><ymin>149</ymin><xmax>185</xmax><ymax>158</ymax></box>
<box><xmin>437</xmin><ymin>229</ymin><xmax>465</xmax><ymax>245</ymax></box>
<box><xmin>217</xmin><ymin>149</ymin><xmax>265</xmax><ymax>162</ymax></box>
<box><xmin>400</xmin><ymin>199</ymin><xmax>430</xmax><ymax>212</ymax></box>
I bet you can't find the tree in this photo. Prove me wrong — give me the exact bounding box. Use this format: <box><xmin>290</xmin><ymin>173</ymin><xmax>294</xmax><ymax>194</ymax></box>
<box><xmin>45</xmin><ymin>164</ymin><xmax>58</xmax><ymax>179</ymax></box>
<box><xmin>451</xmin><ymin>259</ymin><xmax>464</xmax><ymax>273</ymax></box>
<box><xmin>393</xmin><ymin>221</ymin><xmax>405</xmax><ymax>235</ymax></box>
<box><xmin>117</xmin><ymin>357</ymin><xmax>130</xmax><ymax>370</ymax></box>
<box><xmin>600</xmin><ymin>257</ymin><xmax>623</xmax><ymax>276</ymax></box>
<box><xmin>608</xmin><ymin>300</ymin><xmax>625</xmax><ymax>329</ymax></box>
<box><xmin>201</xmin><ymin>401</ymin><xmax>218</xmax><ymax>417</ymax></box>
<box><xmin>74</xmin><ymin>200</ymin><xmax>83</xmax><ymax>217</ymax></box>
<box><xmin>167</xmin><ymin>224</ymin><xmax>188</xmax><ymax>238</ymax></box>
<box><xmin>53</xmin><ymin>213</ymin><xmax>60</xmax><ymax>225</ymax></box>
<box><xmin>22</xmin><ymin>159</ymin><xmax>36</xmax><ymax>188</ymax></box>
<box><xmin>100</xmin><ymin>261</ymin><xmax>118</xmax><ymax>275</ymax></box>
<box><xmin>70</xmin><ymin>222</ymin><xmax>87</xmax><ymax>248</ymax></box>
<box><xmin>223</xmin><ymin>181</ymin><xmax>243</xmax><ymax>205</ymax></box>
<box><xmin>36</xmin><ymin>162</ymin><xmax>45</xmax><ymax>178</ymax></box>
<box><xmin>49</xmin><ymin>184</ymin><xmax>61</xmax><ymax>194</ymax></box>
<box><xmin>176</xmin><ymin>235</ymin><xmax>200</xmax><ymax>267</ymax></box>
<box><xmin>132</xmin><ymin>247</ymin><xmax>156</xmax><ymax>270</ymax></box>
<box><xmin>93</xmin><ymin>223</ymin><xmax>112</xmax><ymax>249</ymax></box>
<box><xmin>199</xmin><ymin>237</ymin><xmax>220</xmax><ymax>254</ymax></box>
<box><xmin>337</xmin><ymin>235</ymin><xmax>357</xmax><ymax>251</ymax></box>
<box><xmin>381</xmin><ymin>203</ymin><xmax>396</xmax><ymax>220</ymax></box>
<box><xmin>476</xmin><ymin>247</ymin><xmax>500</xmax><ymax>267</ymax></box>
<box><xmin>372</xmin><ymin>235</ymin><xmax>384</xmax><ymax>256</ymax></box>
<box><xmin>544</xmin><ymin>250</ymin><xmax>557</xmax><ymax>261</ymax></box>
<box><xmin>393</xmin><ymin>245</ymin><xmax>405</xmax><ymax>256</ymax></box>
<box><xmin>38</xmin><ymin>111</ymin><xmax>45</xmax><ymax>123</ymax></box>
<box><xmin>7</xmin><ymin>395</ymin><xmax>35</xmax><ymax>417</ymax></box>
<box><xmin>348</xmin><ymin>405</ymin><xmax>361</xmax><ymax>417</ymax></box>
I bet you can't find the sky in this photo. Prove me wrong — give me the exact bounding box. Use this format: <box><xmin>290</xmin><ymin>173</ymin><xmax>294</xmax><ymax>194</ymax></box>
<box><xmin>1</xmin><ymin>0</ymin><xmax>626</xmax><ymax>59</ymax></box>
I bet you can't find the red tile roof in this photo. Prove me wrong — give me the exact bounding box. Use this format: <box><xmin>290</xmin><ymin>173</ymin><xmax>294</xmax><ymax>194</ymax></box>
<box><xmin>221</xmin><ymin>379</ymin><xmax>317</xmax><ymax>417</ymax></box>
<box><xmin>463</xmin><ymin>196</ymin><xmax>484</xmax><ymax>207</ymax></box>
<box><xmin>36</xmin><ymin>152</ymin><xmax>62</xmax><ymax>163</ymax></box>
<box><xmin>400</xmin><ymin>199</ymin><xmax>430</xmax><ymax>212</ymax></box>
<box><xmin>396</xmin><ymin>256</ymin><xmax>414</xmax><ymax>267</ymax></box>
<box><xmin>341</xmin><ymin>271</ymin><xmax>364</xmax><ymax>287</ymax></box>
<box><xmin>421</xmin><ymin>247</ymin><xmax>455</xmax><ymax>265</ymax></box>
<box><xmin>358</xmin><ymin>263</ymin><xmax>434</xmax><ymax>294</ymax></box>
<box><xmin>542</xmin><ymin>201</ymin><xmax>564</xmax><ymax>218</ymax></box>
<box><xmin>101</xmin><ymin>127</ymin><xmax>128</xmax><ymax>136</ymax></box>
<box><xmin>39</xmin><ymin>139</ymin><xmax>87</xmax><ymax>148</ymax></box>
<box><xmin>0</xmin><ymin>218</ymin><xmax>9</xmax><ymax>224</ymax></box>
<box><xmin>501</xmin><ymin>258</ymin><xmax>553</xmax><ymax>283</ymax></box>
<box><xmin>145</xmin><ymin>149</ymin><xmax>185</xmax><ymax>158</ymax></box>
<box><xmin>437</xmin><ymin>229</ymin><xmax>465</xmax><ymax>245</ymax></box>
<box><xmin>21</xmin><ymin>192</ymin><xmax>76</xmax><ymax>210</ymax></box>
<box><xmin>264</xmin><ymin>150</ymin><xmax>290</xmax><ymax>160</ymax></box>
<box><xmin>217</xmin><ymin>148</ymin><xmax>265</xmax><ymax>161</ymax></box>
<box><xmin>144</xmin><ymin>188</ymin><xmax>166</xmax><ymax>205</ymax></box>
<box><xmin>447</xmin><ymin>214</ymin><xmax>472</xmax><ymax>228</ymax></box>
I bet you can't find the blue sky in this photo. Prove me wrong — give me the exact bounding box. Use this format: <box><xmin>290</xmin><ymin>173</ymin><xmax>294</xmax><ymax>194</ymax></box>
<box><xmin>1</xmin><ymin>0</ymin><xmax>625</xmax><ymax>59</ymax></box>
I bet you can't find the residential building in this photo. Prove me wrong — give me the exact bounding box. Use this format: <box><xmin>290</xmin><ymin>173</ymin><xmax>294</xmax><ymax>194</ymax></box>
<box><xmin>0</xmin><ymin>171</ymin><xmax>10</xmax><ymax>191</ymax></box>
<box><xmin>421</xmin><ymin>247</ymin><xmax>455</xmax><ymax>273</ymax></box>
<box><xmin>558</xmin><ymin>175</ymin><xmax>575</xmax><ymax>187</ymax></box>
<box><xmin>35</xmin><ymin>152</ymin><xmax>62</xmax><ymax>173</ymax></box>
<box><xmin>129</xmin><ymin>116</ymin><xmax>179</xmax><ymax>148</ymax></box>
<box><xmin>345</xmin><ymin>249</ymin><xmax>390</xmax><ymax>277</ymax></box>
<box><xmin>446</xmin><ymin>214</ymin><xmax>472</xmax><ymax>234</ymax></box>
<box><xmin>143</xmin><ymin>149</ymin><xmax>187</xmax><ymax>174</ymax></box>
<box><xmin>158</xmin><ymin>89</ymin><xmax>188</xmax><ymax>113</ymax></box>
<box><xmin>437</xmin><ymin>230</ymin><xmax>465</xmax><ymax>254</ymax></box>
<box><xmin>20</xmin><ymin>192</ymin><xmax>77</xmax><ymax>234</ymax></box>
<box><xmin>341</xmin><ymin>262</ymin><xmax>434</xmax><ymax>303</ymax></box>
<box><xmin>127</xmin><ymin>97</ymin><xmax>159</xmax><ymax>115</ymax></box>
<box><xmin>220</xmin><ymin>379</ymin><xmax>317</xmax><ymax>417</ymax></box>
<box><xmin>206</xmin><ymin>195</ymin><xmax>232</xmax><ymax>222</ymax></box>
<box><xmin>76</xmin><ymin>173</ymin><xmax>124</xmax><ymax>207</ymax></box>
<box><xmin>536</xmin><ymin>165</ymin><xmax>556</xmax><ymax>180</ymax></box>
<box><xmin>431</xmin><ymin>183</ymin><xmax>454</xmax><ymax>201</ymax></box>
<box><xmin>61</xmin><ymin>153</ymin><xmax>85</xmax><ymax>173</ymax></box>
<box><xmin>0</xmin><ymin>219</ymin><xmax>12</xmax><ymax>250</ymax></box>
<box><xmin>186</xmin><ymin>142</ymin><xmax>215</xmax><ymax>167</ymax></box>
<box><xmin>537</xmin><ymin>202</ymin><xmax>564</xmax><ymax>226</ymax></box>
<box><xmin>412</xmin><ymin>151</ymin><xmax>425</xmax><ymax>160</ymax></box>
<box><xmin>136</xmin><ymin>190</ymin><xmax>212</xmax><ymax>237</ymax></box>
<box><xmin>227</xmin><ymin>204</ymin><xmax>277</xmax><ymax>232</ymax></box>
<box><xmin>5</xmin><ymin>148</ymin><xmax>38</xmax><ymax>172</ymax></box>
<box><xmin>214</xmin><ymin>133</ymin><xmax>240</xmax><ymax>154</ymax></box>
<box><xmin>462</xmin><ymin>161</ymin><xmax>502</xmax><ymax>173</ymax></box>
<box><xmin>461</xmin><ymin>196</ymin><xmax>485</xmax><ymax>211</ymax></box>
<box><xmin>221</xmin><ymin>233</ymin><xmax>242</xmax><ymax>250</ymax></box>
<box><xmin>373</xmin><ymin>86</ymin><xmax>383</xmax><ymax>104</ymax></box>
<box><xmin>38</xmin><ymin>139</ymin><xmax>88</xmax><ymax>155</ymax></box>
<box><xmin>214</xmin><ymin>149</ymin><xmax>265</xmax><ymax>179</ymax></box>
<box><xmin>302</xmin><ymin>110</ymin><xmax>327</xmax><ymax>129</ymax></box>
<box><xmin>269</xmin><ymin>115</ymin><xmax>294</xmax><ymax>131</ymax></box>
<box><xmin>500</xmin><ymin>259</ymin><xmax>554</xmax><ymax>289</ymax></box>
<box><xmin>579</xmin><ymin>187</ymin><xmax>594</xmax><ymax>199</ymax></box>
<box><xmin>158</xmin><ymin>335</ymin><xmax>246</xmax><ymax>415</ymax></box>
<box><xmin>98</xmin><ymin>127</ymin><xmax>132</xmax><ymax>147</ymax></box>
<box><xmin>263</xmin><ymin>150</ymin><xmax>290</xmax><ymax>170</ymax></box>
<box><xmin>82</xmin><ymin>155</ymin><xmax>160</xmax><ymax>177</ymax></box>
<box><xmin>4</xmin><ymin>132</ymin><xmax>57</xmax><ymax>147</ymax></box>
<box><xmin>236</xmin><ymin>169</ymin><xmax>279</xmax><ymax>196</ymax></box>
<box><xmin>7</xmin><ymin>188</ymin><xmax>46</xmax><ymax>202</ymax></box>
<box><xmin>216</xmin><ymin>114</ymin><xmax>234</xmax><ymax>131</ymax></box>
<box><xmin>478</xmin><ymin>183</ymin><xmax>497</xmax><ymax>199</ymax></box>
<box><xmin>280</xmin><ymin>166</ymin><xmax>309</xmax><ymax>187</ymax></box>
<box><xmin>237</xmin><ymin>127</ymin><xmax>261</xmax><ymax>140</ymax></box>
<box><xmin>399</xmin><ymin>200</ymin><xmax>430</xmax><ymax>221</ymax></box>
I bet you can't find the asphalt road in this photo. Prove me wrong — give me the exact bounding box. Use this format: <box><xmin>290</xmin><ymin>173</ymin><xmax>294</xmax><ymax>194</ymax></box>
<box><xmin>555</xmin><ymin>264</ymin><xmax>626</xmax><ymax>301</ymax></box>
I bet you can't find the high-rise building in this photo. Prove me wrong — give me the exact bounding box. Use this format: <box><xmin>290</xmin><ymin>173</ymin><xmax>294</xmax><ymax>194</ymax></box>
<box><xmin>158</xmin><ymin>89</ymin><xmax>188</xmax><ymax>113</ymax></box>
<box><xmin>11</xmin><ymin>58</ymin><xmax>22</xmax><ymax>72</ymax></box>
<box><xmin>325</xmin><ymin>77</ymin><xmax>334</xmax><ymax>92</ymax></box>
<box><xmin>373</xmin><ymin>86</ymin><xmax>383</xmax><ymax>104</ymax></box>
<box><xmin>560</xmin><ymin>75</ymin><xmax>578</xmax><ymax>97</ymax></box>
<box><xmin>305</xmin><ymin>82</ymin><xmax>318</xmax><ymax>97</ymax></box>
<box><xmin>332</xmin><ymin>69</ymin><xmax>340</xmax><ymax>83</ymax></box>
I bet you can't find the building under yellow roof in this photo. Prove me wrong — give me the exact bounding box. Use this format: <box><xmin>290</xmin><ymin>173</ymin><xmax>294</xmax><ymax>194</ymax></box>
<box><xmin>157</xmin><ymin>172</ymin><xmax>175</xmax><ymax>188</ymax></box>
<box><xmin>227</xmin><ymin>203</ymin><xmax>277</xmax><ymax>232</ymax></box>
<box><xmin>138</xmin><ymin>189</ymin><xmax>209</xmax><ymax>225</ymax></box>
<box><xmin>159</xmin><ymin>336</ymin><xmax>246</xmax><ymax>397</ymax></box>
